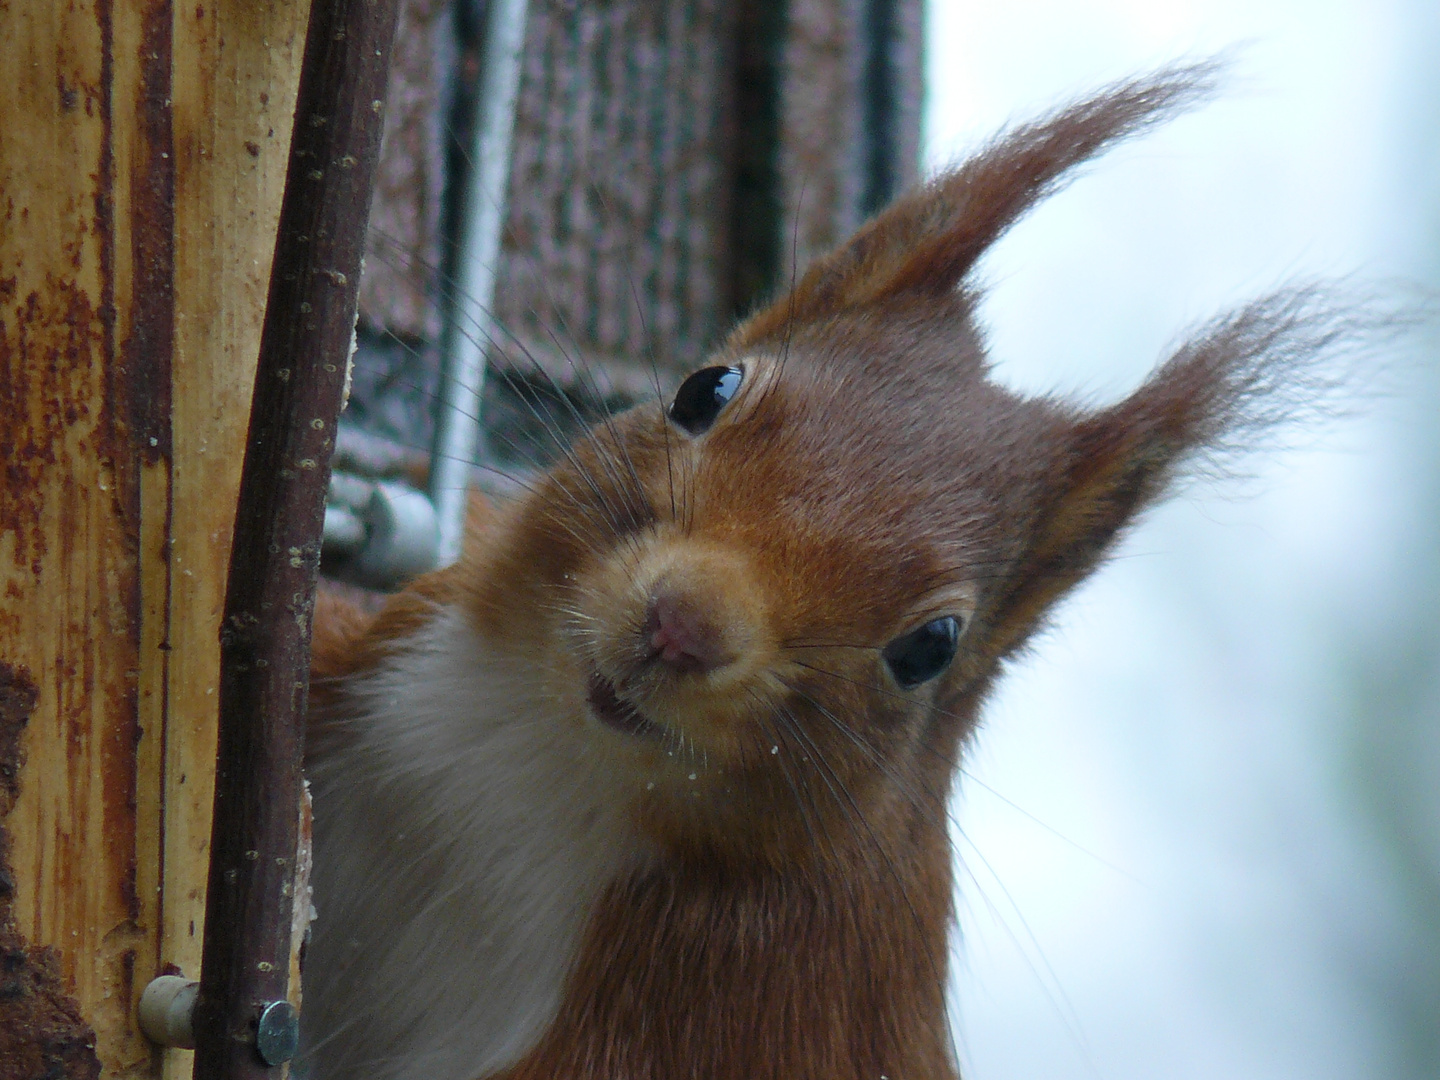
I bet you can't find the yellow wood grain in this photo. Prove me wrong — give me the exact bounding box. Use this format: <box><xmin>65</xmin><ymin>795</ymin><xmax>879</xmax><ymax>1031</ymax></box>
<box><xmin>162</xmin><ymin>3</ymin><xmax>310</xmax><ymax>1075</ymax></box>
<box><xmin>0</xmin><ymin>1</ymin><xmax>150</xmax><ymax>1071</ymax></box>
<box><xmin>0</xmin><ymin>0</ymin><xmax>310</xmax><ymax>1073</ymax></box>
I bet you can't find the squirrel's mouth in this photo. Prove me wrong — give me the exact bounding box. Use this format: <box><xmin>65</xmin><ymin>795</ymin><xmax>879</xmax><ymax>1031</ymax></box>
<box><xmin>586</xmin><ymin>671</ymin><xmax>660</xmax><ymax>738</ymax></box>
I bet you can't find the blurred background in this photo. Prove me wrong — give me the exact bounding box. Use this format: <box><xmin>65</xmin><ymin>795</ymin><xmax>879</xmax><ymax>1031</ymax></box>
<box><xmin>927</xmin><ymin>4</ymin><xmax>1440</xmax><ymax>1078</ymax></box>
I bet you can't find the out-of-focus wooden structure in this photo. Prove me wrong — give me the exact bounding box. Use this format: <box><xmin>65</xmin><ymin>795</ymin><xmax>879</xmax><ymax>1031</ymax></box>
<box><xmin>343</xmin><ymin>0</ymin><xmax>925</xmax><ymax>464</ymax></box>
<box><xmin>0</xmin><ymin>0</ymin><xmax>312</xmax><ymax>1074</ymax></box>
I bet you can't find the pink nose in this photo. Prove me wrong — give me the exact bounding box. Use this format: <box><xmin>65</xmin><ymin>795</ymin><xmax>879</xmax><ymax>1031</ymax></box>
<box><xmin>645</xmin><ymin>591</ymin><xmax>728</xmax><ymax>674</ymax></box>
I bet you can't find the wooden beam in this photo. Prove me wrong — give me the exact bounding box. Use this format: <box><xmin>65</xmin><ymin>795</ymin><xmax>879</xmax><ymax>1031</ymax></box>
<box><xmin>162</xmin><ymin>5</ymin><xmax>311</xmax><ymax>1076</ymax></box>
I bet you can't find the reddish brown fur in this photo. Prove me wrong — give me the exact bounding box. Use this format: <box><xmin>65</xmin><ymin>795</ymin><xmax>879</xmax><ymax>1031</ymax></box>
<box><xmin>306</xmin><ymin>64</ymin><xmax>1359</xmax><ymax>1079</ymax></box>
<box><xmin>492</xmin><ymin>836</ymin><xmax>956</xmax><ymax>1080</ymax></box>
<box><xmin>732</xmin><ymin>63</ymin><xmax>1217</xmax><ymax>344</ymax></box>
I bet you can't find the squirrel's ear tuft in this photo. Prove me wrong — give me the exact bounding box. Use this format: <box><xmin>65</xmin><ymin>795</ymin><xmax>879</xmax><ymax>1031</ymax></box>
<box><xmin>985</xmin><ymin>288</ymin><xmax>1390</xmax><ymax>656</ymax></box>
<box><xmin>729</xmin><ymin>60</ymin><xmax>1220</xmax><ymax>351</ymax></box>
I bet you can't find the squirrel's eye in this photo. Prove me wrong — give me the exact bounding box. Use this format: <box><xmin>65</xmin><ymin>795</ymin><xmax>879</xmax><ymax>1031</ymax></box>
<box><xmin>669</xmin><ymin>365</ymin><xmax>743</xmax><ymax>435</ymax></box>
<box><xmin>882</xmin><ymin>616</ymin><xmax>961</xmax><ymax>689</ymax></box>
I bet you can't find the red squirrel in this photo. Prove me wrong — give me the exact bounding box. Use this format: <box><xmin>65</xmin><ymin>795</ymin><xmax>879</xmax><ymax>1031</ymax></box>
<box><xmin>300</xmin><ymin>63</ymin><xmax>1366</xmax><ymax>1080</ymax></box>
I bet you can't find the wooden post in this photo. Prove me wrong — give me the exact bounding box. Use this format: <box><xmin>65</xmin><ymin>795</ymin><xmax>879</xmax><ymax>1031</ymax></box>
<box><xmin>0</xmin><ymin>0</ymin><xmax>311</xmax><ymax>1075</ymax></box>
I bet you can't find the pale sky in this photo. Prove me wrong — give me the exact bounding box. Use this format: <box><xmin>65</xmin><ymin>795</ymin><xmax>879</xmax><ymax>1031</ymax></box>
<box><xmin>925</xmin><ymin>4</ymin><xmax>1440</xmax><ymax>1078</ymax></box>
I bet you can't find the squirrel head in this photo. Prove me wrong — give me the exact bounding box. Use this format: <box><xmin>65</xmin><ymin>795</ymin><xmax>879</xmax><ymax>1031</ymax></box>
<box><xmin>458</xmin><ymin>62</ymin><xmax>1366</xmax><ymax>867</ymax></box>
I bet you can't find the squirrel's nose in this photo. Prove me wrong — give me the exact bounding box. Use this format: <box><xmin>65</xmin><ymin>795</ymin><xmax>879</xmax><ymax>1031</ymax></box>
<box><xmin>644</xmin><ymin>590</ymin><xmax>733</xmax><ymax>674</ymax></box>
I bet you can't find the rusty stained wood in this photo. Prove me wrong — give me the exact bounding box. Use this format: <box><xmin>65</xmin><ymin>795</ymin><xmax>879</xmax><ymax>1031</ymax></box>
<box><xmin>0</xmin><ymin>0</ymin><xmax>310</xmax><ymax>1075</ymax></box>
<box><xmin>0</xmin><ymin>1</ymin><xmax>163</xmax><ymax>1072</ymax></box>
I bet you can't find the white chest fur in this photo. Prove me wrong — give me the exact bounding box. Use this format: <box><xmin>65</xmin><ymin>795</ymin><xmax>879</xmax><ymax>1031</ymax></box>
<box><xmin>299</xmin><ymin>607</ymin><xmax>639</xmax><ymax>1080</ymax></box>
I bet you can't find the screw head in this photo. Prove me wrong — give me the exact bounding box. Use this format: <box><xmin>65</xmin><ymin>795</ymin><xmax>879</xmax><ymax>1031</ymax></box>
<box><xmin>255</xmin><ymin>1000</ymin><xmax>299</xmax><ymax>1066</ymax></box>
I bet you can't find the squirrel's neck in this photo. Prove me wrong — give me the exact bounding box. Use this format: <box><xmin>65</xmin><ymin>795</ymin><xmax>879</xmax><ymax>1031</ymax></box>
<box><xmin>499</xmin><ymin>831</ymin><xmax>959</xmax><ymax>1080</ymax></box>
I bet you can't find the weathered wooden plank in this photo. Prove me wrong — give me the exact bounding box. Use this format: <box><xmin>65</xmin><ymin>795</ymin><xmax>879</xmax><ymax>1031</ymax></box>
<box><xmin>0</xmin><ymin>0</ymin><xmax>309</xmax><ymax>1074</ymax></box>
<box><xmin>162</xmin><ymin>2</ymin><xmax>310</xmax><ymax>1077</ymax></box>
<box><xmin>164</xmin><ymin>0</ymin><xmax>314</xmax><ymax>997</ymax></box>
<box><xmin>0</xmin><ymin>0</ymin><xmax>154</xmax><ymax>1071</ymax></box>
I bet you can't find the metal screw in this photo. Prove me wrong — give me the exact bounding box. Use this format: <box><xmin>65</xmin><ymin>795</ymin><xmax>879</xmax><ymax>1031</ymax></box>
<box><xmin>255</xmin><ymin>1000</ymin><xmax>300</xmax><ymax>1066</ymax></box>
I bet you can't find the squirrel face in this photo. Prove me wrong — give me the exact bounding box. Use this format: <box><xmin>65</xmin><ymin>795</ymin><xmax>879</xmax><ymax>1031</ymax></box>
<box><xmin>444</xmin><ymin>60</ymin><xmax>1376</xmax><ymax>874</ymax></box>
<box><xmin>457</xmin><ymin>298</ymin><xmax>1057</xmax><ymax>861</ymax></box>
<box><xmin>453</xmin><ymin>253</ymin><xmax>1288</xmax><ymax>867</ymax></box>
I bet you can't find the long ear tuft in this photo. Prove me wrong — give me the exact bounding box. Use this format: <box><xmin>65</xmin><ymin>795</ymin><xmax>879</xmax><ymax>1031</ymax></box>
<box><xmin>731</xmin><ymin>60</ymin><xmax>1222</xmax><ymax>349</ymax></box>
<box><xmin>1082</xmin><ymin>286</ymin><xmax>1376</xmax><ymax>487</ymax></box>
<box><xmin>988</xmin><ymin>286</ymin><xmax>1405</xmax><ymax>653</ymax></box>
